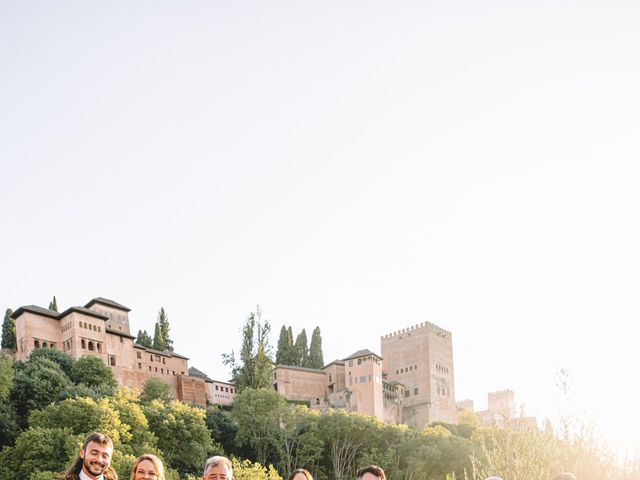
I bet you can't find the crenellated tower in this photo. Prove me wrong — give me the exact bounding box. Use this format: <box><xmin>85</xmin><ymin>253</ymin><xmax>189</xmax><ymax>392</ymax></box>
<box><xmin>381</xmin><ymin>321</ymin><xmax>457</xmax><ymax>427</ymax></box>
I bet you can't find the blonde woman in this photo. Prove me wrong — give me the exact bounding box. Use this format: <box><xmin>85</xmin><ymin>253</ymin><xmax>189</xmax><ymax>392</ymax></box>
<box><xmin>130</xmin><ymin>454</ymin><xmax>165</xmax><ymax>480</ymax></box>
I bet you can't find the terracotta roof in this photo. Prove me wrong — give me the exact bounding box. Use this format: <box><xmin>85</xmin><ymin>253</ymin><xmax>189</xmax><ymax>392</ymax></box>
<box><xmin>132</xmin><ymin>344</ymin><xmax>189</xmax><ymax>360</ymax></box>
<box><xmin>343</xmin><ymin>349</ymin><xmax>382</xmax><ymax>361</ymax></box>
<box><xmin>323</xmin><ymin>359</ymin><xmax>345</xmax><ymax>368</ymax></box>
<box><xmin>58</xmin><ymin>306</ymin><xmax>109</xmax><ymax>321</ymax></box>
<box><xmin>105</xmin><ymin>328</ymin><xmax>136</xmax><ymax>339</ymax></box>
<box><xmin>84</xmin><ymin>297</ymin><xmax>131</xmax><ymax>312</ymax></box>
<box><xmin>189</xmin><ymin>366</ymin><xmax>214</xmax><ymax>382</ymax></box>
<box><xmin>11</xmin><ymin>305</ymin><xmax>60</xmax><ymax>320</ymax></box>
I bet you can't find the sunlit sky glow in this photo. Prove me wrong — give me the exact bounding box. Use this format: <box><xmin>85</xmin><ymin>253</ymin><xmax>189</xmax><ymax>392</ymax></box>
<box><xmin>1</xmin><ymin>1</ymin><xmax>639</xmax><ymax>457</ymax></box>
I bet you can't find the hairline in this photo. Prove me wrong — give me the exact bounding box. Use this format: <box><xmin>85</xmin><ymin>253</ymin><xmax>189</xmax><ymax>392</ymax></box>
<box><xmin>203</xmin><ymin>456</ymin><xmax>233</xmax><ymax>477</ymax></box>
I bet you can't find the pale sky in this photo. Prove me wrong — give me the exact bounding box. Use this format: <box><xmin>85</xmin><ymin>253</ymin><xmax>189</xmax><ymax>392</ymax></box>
<box><xmin>1</xmin><ymin>1</ymin><xmax>639</xmax><ymax>457</ymax></box>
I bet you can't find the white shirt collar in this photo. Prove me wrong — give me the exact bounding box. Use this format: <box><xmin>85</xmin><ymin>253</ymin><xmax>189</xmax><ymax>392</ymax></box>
<box><xmin>80</xmin><ymin>468</ymin><xmax>104</xmax><ymax>480</ymax></box>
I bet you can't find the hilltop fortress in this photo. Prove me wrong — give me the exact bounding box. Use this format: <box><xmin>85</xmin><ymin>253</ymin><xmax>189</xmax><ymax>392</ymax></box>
<box><xmin>273</xmin><ymin>321</ymin><xmax>457</xmax><ymax>427</ymax></box>
<box><xmin>11</xmin><ymin>296</ymin><xmax>467</xmax><ymax>428</ymax></box>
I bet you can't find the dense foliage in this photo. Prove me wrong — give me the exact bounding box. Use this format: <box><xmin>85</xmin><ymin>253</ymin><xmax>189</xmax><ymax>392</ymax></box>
<box><xmin>0</xmin><ymin>350</ymin><xmax>637</xmax><ymax>480</ymax></box>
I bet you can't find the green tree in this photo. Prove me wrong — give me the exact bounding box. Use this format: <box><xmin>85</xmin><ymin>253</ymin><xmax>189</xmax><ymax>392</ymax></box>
<box><xmin>278</xmin><ymin>404</ymin><xmax>324</xmax><ymax>476</ymax></box>
<box><xmin>11</xmin><ymin>356</ymin><xmax>72</xmax><ymax>427</ymax></box>
<box><xmin>48</xmin><ymin>296</ymin><xmax>58</xmax><ymax>312</ymax></box>
<box><xmin>139</xmin><ymin>378</ymin><xmax>173</xmax><ymax>404</ymax></box>
<box><xmin>28</xmin><ymin>348</ymin><xmax>75</xmax><ymax>377</ymax></box>
<box><xmin>153</xmin><ymin>322</ymin><xmax>166</xmax><ymax>351</ymax></box>
<box><xmin>232</xmin><ymin>458</ymin><xmax>282</xmax><ymax>480</ymax></box>
<box><xmin>0</xmin><ymin>426</ymin><xmax>80</xmax><ymax>479</ymax></box>
<box><xmin>0</xmin><ymin>354</ymin><xmax>17</xmax><ymax>446</ymax></box>
<box><xmin>223</xmin><ymin>307</ymin><xmax>274</xmax><ymax>391</ymax></box>
<box><xmin>136</xmin><ymin>329</ymin><xmax>153</xmax><ymax>348</ymax></box>
<box><xmin>318</xmin><ymin>409</ymin><xmax>370</xmax><ymax>480</ymax></box>
<box><xmin>1</xmin><ymin>308</ymin><xmax>16</xmax><ymax>350</ymax></box>
<box><xmin>158</xmin><ymin>307</ymin><xmax>173</xmax><ymax>352</ymax></box>
<box><xmin>144</xmin><ymin>399</ymin><xmax>213</xmax><ymax>476</ymax></box>
<box><xmin>231</xmin><ymin>387</ymin><xmax>287</xmax><ymax>467</ymax></box>
<box><xmin>28</xmin><ymin>397</ymin><xmax>124</xmax><ymax>444</ymax></box>
<box><xmin>294</xmin><ymin>329</ymin><xmax>308</xmax><ymax>367</ymax></box>
<box><xmin>0</xmin><ymin>353</ymin><xmax>13</xmax><ymax>401</ymax></box>
<box><xmin>275</xmin><ymin>325</ymin><xmax>294</xmax><ymax>365</ymax></box>
<box><xmin>205</xmin><ymin>406</ymin><xmax>240</xmax><ymax>457</ymax></box>
<box><xmin>0</xmin><ymin>399</ymin><xmax>18</xmax><ymax>447</ymax></box>
<box><xmin>308</xmin><ymin>327</ymin><xmax>324</xmax><ymax>369</ymax></box>
<box><xmin>71</xmin><ymin>356</ymin><xmax>117</xmax><ymax>389</ymax></box>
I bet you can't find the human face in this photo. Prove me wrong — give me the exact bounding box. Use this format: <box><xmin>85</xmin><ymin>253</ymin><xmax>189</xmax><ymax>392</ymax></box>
<box><xmin>80</xmin><ymin>441</ymin><xmax>113</xmax><ymax>479</ymax></box>
<box><xmin>135</xmin><ymin>459</ymin><xmax>158</xmax><ymax>480</ymax></box>
<box><xmin>203</xmin><ymin>463</ymin><xmax>233</xmax><ymax>480</ymax></box>
<box><xmin>359</xmin><ymin>474</ymin><xmax>380</xmax><ymax>480</ymax></box>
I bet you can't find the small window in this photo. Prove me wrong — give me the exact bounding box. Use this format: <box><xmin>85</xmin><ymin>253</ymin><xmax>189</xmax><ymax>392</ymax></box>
<box><xmin>34</xmin><ymin>339</ymin><xmax>40</xmax><ymax>348</ymax></box>
<box><xmin>359</xmin><ymin>376</ymin><xmax>366</xmax><ymax>383</ymax></box>
<box><xmin>414</xmin><ymin>387</ymin><xmax>419</xmax><ymax>395</ymax></box>
<box><xmin>155</xmin><ymin>367</ymin><xmax>158</xmax><ymax>372</ymax></box>
<box><xmin>42</xmin><ymin>341</ymin><xmax>48</xmax><ymax>348</ymax></box>
<box><xmin>161</xmin><ymin>368</ymin><xmax>164</xmax><ymax>374</ymax></box>
<box><xmin>414</xmin><ymin>364</ymin><xmax>418</xmax><ymax>369</ymax></box>
<box><xmin>150</xmin><ymin>355</ymin><xmax>153</xmax><ymax>361</ymax></box>
<box><xmin>98</xmin><ymin>327</ymin><xmax>101</xmax><ymax>332</ymax></box>
<box><xmin>109</xmin><ymin>355</ymin><xmax>116</xmax><ymax>366</ymax></box>
<box><xmin>88</xmin><ymin>341</ymin><xmax>94</xmax><ymax>351</ymax></box>
<box><xmin>349</xmin><ymin>377</ymin><xmax>353</xmax><ymax>385</ymax></box>
<box><xmin>149</xmin><ymin>366</ymin><xmax>152</xmax><ymax>371</ymax></box>
<box><xmin>348</xmin><ymin>360</ymin><xmax>353</xmax><ymax>367</ymax></box>
<box><xmin>81</xmin><ymin>339</ymin><xmax>86</xmax><ymax>349</ymax></box>
<box><xmin>405</xmin><ymin>389</ymin><xmax>410</xmax><ymax>397</ymax></box>
<box><xmin>138</xmin><ymin>363</ymin><xmax>142</xmax><ymax>369</ymax></box>
<box><xmin>162</xmin><ymin>358</ymin><xmax>165</xmax><ymax>364</ymax></box>
<box><xmin>137</xmin><ymin>352</ymin><xmax>141</xmax><ymax>359</ymax></box>
<box><xmin>97</xmin><ymin>343</ymin><xmax>101</xmax><ymax>352</ymax></box>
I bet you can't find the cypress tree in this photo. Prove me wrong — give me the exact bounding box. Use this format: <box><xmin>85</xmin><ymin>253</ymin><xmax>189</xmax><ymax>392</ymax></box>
<box><xmin>48</xmin><ymin>296</ymin><xmax>58</xmax><ymax>312</ymax></box>
<box><xmin>295</xmin><ymin>328</ymin><xmax>309</xmax><ymax>367</ymax></box>
<box><xmin>276</xmin><ymin>326</ymin><xmax>292</xmax><ymax>365</ymax></box>
<box><xmin>1</xmin><ymin>308</ymin><xmax>16</xmax><ymax>350</ymax></box>
<box><xmin>158</xmin><ymin>308</ymin><xmax>173</xmax><ymax>351</ymax></box>
<box><xmin>136</xmin><ymin>329</ymin><xmax>153</xmax><ymax>348</ymax></box>
<box><xmin>152</xmin><ymin>322</ymin><xmax>165</xmax><ymax>351</ymax></box>
<box><xmin>308</xmin><ymin>326</ymin><xmax>324</xmax><ymax>369</ymax></box>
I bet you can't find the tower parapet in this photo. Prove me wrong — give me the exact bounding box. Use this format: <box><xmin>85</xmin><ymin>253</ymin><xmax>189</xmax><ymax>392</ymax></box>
<box><xmin>381</xmin><ymin>321</ymin><xmax>451</xmax><ymax>340</ymax></box>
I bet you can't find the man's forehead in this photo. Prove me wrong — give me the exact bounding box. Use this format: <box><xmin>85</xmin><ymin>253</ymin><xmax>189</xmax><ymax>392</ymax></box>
<box><xmin>84</xmin><ymin>441</ymin><xmax>113</xmax><ymax>452</ymax></box>
<box><xmin>205</xmin><ymin>463</ymin><xmax>231</xmax><ymax>475</ymax></box>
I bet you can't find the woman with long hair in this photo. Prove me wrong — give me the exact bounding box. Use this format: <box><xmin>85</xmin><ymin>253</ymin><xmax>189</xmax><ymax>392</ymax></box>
<box><xmin>288</xmin><ymin>468</ymin><xmax>313</xmax><ymax>480</ymax></box>
<box><xmin>130</xmin><ymin>454</ymin><xmax>166</xmax><ymax>480</ymax></box>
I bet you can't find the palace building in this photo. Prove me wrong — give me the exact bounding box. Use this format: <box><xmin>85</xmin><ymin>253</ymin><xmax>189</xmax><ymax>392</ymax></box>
<box><xmin>11</xmin><ymin>297</ymin><xmax>209</xmax><ymax>407</ymax></box>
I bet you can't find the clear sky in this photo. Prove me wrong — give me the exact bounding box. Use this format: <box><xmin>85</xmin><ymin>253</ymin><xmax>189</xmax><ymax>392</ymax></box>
<box><xmin>1</xmin><ymin>1</ymin><xmax>639</xmax><ymax>457</ymax></box>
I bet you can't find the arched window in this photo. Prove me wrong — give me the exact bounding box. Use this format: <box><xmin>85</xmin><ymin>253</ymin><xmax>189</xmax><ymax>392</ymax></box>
<box><xmin>42</xmin><ymin>341</ymin><xmax>47</xmax><ymax>348</ymax></box>
<box><xmin>88</xmin><ymin>341</ymin><xmax>94</xmax><ymax>351</ymax></box>
<box><xmin>81</xmin><ymin>339</ymin><xmax>86</xmax><ymax>349</ymax></box>
<box><xmin>34</xmin><ymin>339</ymin><xmax>40</xmax><ymax>348</ymax></box>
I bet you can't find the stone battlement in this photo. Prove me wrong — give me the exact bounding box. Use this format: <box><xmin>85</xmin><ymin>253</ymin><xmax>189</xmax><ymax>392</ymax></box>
<box><xmin>488</xmin><ymin>389</ymin><xmax>514</xmax><ymax>397</ymax></box>
<box><xmin>381</xmin><ymin>321</ymin><xmax>451</xmax><ymax>339</ymax></box>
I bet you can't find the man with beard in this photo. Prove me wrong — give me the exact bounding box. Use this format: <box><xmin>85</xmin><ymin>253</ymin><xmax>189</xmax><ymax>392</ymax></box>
<box><xmin>63</xmin><ymin>432</ymin><xmax>118</xmax><ymax>480</ymax></box>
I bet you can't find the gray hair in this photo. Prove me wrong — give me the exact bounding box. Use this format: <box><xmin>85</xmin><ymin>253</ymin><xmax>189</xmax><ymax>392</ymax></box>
<box><xmin>203</xmin><ymin>456</ymin><xmax>233</xmax><ymax>477</ymax></box>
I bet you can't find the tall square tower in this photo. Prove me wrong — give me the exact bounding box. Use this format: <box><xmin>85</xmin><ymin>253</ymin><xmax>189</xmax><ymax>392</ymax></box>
<box><xmin>381</xmin><ymin>322</ymin><xmax>457</xmax><ymax>427</ymax></box>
